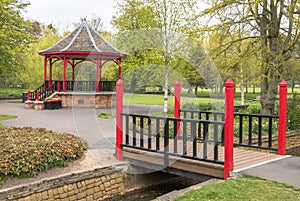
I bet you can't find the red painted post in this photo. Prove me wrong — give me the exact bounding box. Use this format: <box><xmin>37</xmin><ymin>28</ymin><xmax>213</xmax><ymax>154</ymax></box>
<box><xmin>174</xmin><ymin>81</ymin><xmax>181</xmax><ymax>138</ymax></box>
<box><xmin>278</xmin><ymin>80</ymin><xmax>288</xmax><ymax>155</ymax></box>
<box><xmin>63</xmin><ymin>56</ymin><xmax>67</xmax><ymax>92</ymax></box>
<box><xmin>36</xmin><ymin>90</ymin><xmax>40</xmax><ymax>101</ymax></box>
<box><xmin>27</xmin><ymin>89</ymin><xmax>30</xmax><ymax>101</ymax></box>
<box><xmin>44</xmin><ymin>58</ymin><xmax>47</xmax><ymax>90</ymax></box>
<box><xmin>224</xmin><ymin>78</ymin><xmax>235</xmax><ymax>180</ymax></box>
<box><xmin>116</xmin><ymin>79</ymin><xmax>123</xmax><ymax>160</ymax></box>
<box><xmin>57</xmin><ymin>78</ymin><xmax>61</xmax><ymax>92</ymax></box>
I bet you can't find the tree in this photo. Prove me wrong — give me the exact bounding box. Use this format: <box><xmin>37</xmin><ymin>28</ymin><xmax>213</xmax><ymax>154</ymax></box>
<box><xmin>199</xmin><ymin>1</ymin><xmax>300</xmax><ymax>114</ymax></box>
<box><xmin>0</xmin><ymin>0</ymin><xmax>32</xmax><ymax>78</ymax></box>
<box><xmin>19</xmin><ymin>25</ymin><xmax>62</xmax><ymax>88</ymax></box>
<box><xmin>113</xmin><ymin>0</ymin><xmax>198</xmax><ymax>112</ymax></box>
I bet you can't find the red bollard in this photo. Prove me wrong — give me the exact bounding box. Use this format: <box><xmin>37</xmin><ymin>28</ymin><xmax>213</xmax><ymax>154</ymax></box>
<box><xmin>174</xmin><ymin>81</ymin><xmax>181</xmax><ymax>138</ymax></box>
<box><xmin>27</xmin><ymin>89</ymin><xmax>30</xmax><ymax>101</ymax></box>
<box><xmin>116</xmin><ymin>79</ymin><xmax>123</xmax><ymax>160</ymax></box>
<box><xmin>278</xmin><ymin>80</ymin><xmax>288</xmax><ymax>155</ymax></box>
<box><xmin>224</xmin><ymin>78</ymin><xmax>235</xmax><ymax>179</ymax></box>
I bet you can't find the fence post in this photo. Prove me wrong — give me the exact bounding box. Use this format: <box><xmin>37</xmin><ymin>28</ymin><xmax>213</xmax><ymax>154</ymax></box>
<box><xmin>224</xmin><ymin>78</ymin><xmax>235</xmax><ymax>179</ymax></box>
<box><xmin>278</xmin><ymin>80</ymin><xmax>288</xmax><ymax>155</ymax></box>
<box><xmin>57</xmin><ymin>78</ymin><xmax>61</xmax><ymax>92</ymax></box>
<box><xmin>27</xmin><ymin>89</ymin><xmax>30</xmax><ymax>101</ymax></box>
<box><xmin>174</xmin><ymin>81</ymin><xmax>181</xmax><ymax>138</ymax></box>
<box><xmin>116</xmin><ymin>79</ymin><xmax>123</xmax><ymax>160</ymax></box>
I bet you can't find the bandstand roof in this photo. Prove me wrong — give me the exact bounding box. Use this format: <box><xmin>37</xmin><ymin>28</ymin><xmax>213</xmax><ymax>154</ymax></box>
<box><xmin>39</xmin><ymin>21</ymin><xmax>126</xmax><ymax>61</ymax></box>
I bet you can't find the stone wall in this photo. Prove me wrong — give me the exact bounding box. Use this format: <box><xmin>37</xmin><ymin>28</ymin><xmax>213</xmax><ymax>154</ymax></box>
<box><xmin>0</xmin><ymin>166</ymin><xmax>125</xmax><ymax>201</ymax></box>
<box><xmin>55</xmin><ymin>92</ymin><xmax>115</xmax><ymax>109</ymax></box>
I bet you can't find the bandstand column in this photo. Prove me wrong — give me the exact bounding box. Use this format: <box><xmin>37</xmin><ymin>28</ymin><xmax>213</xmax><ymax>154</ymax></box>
<box><xmin>63</xmin><ymin>55</ymin><xmax>67</xmax><ymax>92</ymax></box>
<box><xmin>49</xmin><ymin>58</ymin><xmax>53</xmax><ymax>86</ymax></box>
<box><xmin>118</xmin><ymin>58</ymin><xmax>122</xmax><ymax>79</ymax></box>
<box><xmin>43</xmin><ymin>58</ymin><xmax>47</xmax><ymax>90</ymax></box>
<box><xmin>96</xmin><ymin>59</ymin><xmax>101</xmax><ymax>92</ymax></box>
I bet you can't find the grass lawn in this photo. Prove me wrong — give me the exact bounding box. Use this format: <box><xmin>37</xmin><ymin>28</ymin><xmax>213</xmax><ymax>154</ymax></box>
<box><xmin>0</xmin><ymin>114</ymin><xmax>17</xmax><ymax>128</ymax></box>
<box><xmin>175</xmin><ymin>176</ymin><xmax>300</xmax><ymax>201</ymax></box>
<box><xmin>0</xmin><ymin>88</ymin><xmax>24</xmax><ymax>98</ymax></box>
<box><xmin>123</xmin><ymin>93</ymin><xmax>227</xmax><ymax>107</ymax></box>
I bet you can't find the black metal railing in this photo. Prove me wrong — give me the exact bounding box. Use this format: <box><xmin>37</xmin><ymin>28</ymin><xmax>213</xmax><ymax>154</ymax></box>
<box><xmin>22</xmin><ymin>80</ymin><xmax>116</xmax><ymax>102</ymax></box>
<box><xmin>121</xmin><ymin>113</ymin><xmax>225</xmax><ymax>167</ymax></box>
<box><xmin>179</xmin><ymin>109</ymin><xmax>279</xmax><ymax>151</ymax></box>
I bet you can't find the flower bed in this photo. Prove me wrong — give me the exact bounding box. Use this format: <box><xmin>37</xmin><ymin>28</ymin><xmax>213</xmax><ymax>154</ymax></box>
<box><xmin>44</xmin><ymin>97</ymin><xmax>62</xmax><ymax>110</ymax></box>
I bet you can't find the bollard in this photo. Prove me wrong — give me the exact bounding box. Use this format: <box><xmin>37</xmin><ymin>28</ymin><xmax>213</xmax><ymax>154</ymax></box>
<box><xmin>278</xmin><ymin>80</ymin><xmax>287</xmax><ymax>155</ymax></box>
<box><xmin>224</xmin><ymin>78</ymin><xmax>235</xmax><ymax>179</ymax></box>
<box><xmin>174</xmin><ymin>81</ymin><xmax>181</xmax><ymax>138</ymax></box>
<box><xmin>116</xmin><ymin>79</ymin><xmax>123</xmax><ymax>160</ymax></box>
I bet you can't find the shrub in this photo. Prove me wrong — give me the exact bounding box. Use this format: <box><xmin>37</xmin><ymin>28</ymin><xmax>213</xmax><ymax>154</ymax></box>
<box><xmin>182</xmin><ymin>102</ymin><xmax>224</xmax><ymax>111</ymax></box>
<box><xmin>244</xmin><ymin>102</ymin><xmax>261</xmax><ymax>114</ymax></box>
<box><xmin>287</xmin><ymin>95</ymin><xmax>300</xmax><ymax>130</ymax></box>
<box><xmin>0</xmin><ymin>127</ymin><xmax>87</xmax><ymax>179</ymax></box>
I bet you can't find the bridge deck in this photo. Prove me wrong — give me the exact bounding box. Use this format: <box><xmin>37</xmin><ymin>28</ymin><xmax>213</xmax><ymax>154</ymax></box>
<box><xmin>122</xmin><ymin>139</ymin><xmax>283</xmax><ymax>179</ymax></box>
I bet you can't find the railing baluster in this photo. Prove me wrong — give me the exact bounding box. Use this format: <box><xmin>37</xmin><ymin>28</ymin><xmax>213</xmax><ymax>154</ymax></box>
<box><xmin>214</xmin><ymin>122</ymin><xmax>219</xmax><ymax>161</ymax></box>
<box><xmin>183</xmin><ymin>119</ymin><xmax>187</xmax><ymax>155</ymax></box>
<box><xmin>133</xmin><ymin>116</ymin><xmax>136</xmax><ymax>146</ymax></box>
<box><xmin>148</xmin><ymin>117</ymin><xmax>152</xmax><ymax>149</ymax></box>
<box><xmin>164</xmin><ymin>118</ymin><xmax>169</xmax><ymax>168</ymax></box>
<box><xmin>258</xmin><ymin>117</ymin><xmax>262</xmax><ymax>146</ymax></box>
<box><xmin>125</xmin><ymin>115</ymin><xmax>129</xmax><ymax>145</ymax></box>
<box><xmin>268</xmin><ymin>117</ymin><xmax>273</xmax><ymax>148</ymax></box>
<box><xmin>156</xmin><ymin>118</ymin><xmax>160</xmax><ymax>150</ymax></box>
<box><xmin>140</xmin><ymin>117</ymin><xmax>144</xmax><ymax>148</ymax></box>
<box><xmin>203</xmin><ymin>122</ymin><xmax>208</xmax><ymax>159</ymax></box>
<box><xmin>174</xmin><ymin>119</ymin><xmax>178</xmax><ymax>154</ymax></box>
<box><xmin>191</xmin><ymin>121</ymin><xmax>197</xmax><ymax>157</ymax></box>
<box><xmin>239</xmin><ymin>115</ymin><xmax>243</xmax><ymax>144</ymax></box>
<box><xmin>248</xmin><ymin>116</ymin><xmax>252</xmax><ymax>145</ymax></box>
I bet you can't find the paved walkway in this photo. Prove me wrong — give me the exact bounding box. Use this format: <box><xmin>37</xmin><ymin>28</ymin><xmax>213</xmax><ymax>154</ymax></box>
<box><xmin>0</xmin><ymin>101</ymin><xmax>164</xmax><ymax>151</ymax></box>
<box><xmin>237</xmin><ymin>156</ymin><xmax>300</xmax><ymax>188</ymax></box>
<box><xmin>1</xmin><ymin>101</ymin><xmax>299</xmax><ymax>188</ymax></box>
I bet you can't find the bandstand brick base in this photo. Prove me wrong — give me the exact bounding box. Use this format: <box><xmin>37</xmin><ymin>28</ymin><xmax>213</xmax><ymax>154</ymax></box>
<box><xmin>57</xmin><ymin>92</ymin><xmax>115</xmax><ymax>109</ymax></box>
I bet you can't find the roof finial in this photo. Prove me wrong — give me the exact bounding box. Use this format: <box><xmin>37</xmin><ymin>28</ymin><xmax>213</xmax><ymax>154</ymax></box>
<box><xmin>81</xmin><ymin>17</ymin><xmax>87</xmax><ymax>23</ymax></box>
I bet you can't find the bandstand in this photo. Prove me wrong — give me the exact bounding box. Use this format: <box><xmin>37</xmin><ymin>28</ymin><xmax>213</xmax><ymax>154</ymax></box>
<box><xmin>23</xmin><ymin>21</ymin><xmax>126</xmax><ymax>109</ymax></box>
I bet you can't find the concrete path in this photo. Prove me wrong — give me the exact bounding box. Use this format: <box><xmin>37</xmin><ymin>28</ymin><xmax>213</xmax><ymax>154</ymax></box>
<box><xmin>238</xmin><ymin>156</ymin><xmax>300</xmax><ymax>188</ymax></box>
<box><xmin>0</xmin><ymin>101</ymin><xmax>165</xmax><ymax>152</ymax></box>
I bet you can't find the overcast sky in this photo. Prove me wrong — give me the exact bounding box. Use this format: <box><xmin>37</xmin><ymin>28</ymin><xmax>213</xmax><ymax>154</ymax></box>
<box><xmin>24</xmin><ymin>0</ymin><xmax>116</xmax><ymax>32</ymax></box>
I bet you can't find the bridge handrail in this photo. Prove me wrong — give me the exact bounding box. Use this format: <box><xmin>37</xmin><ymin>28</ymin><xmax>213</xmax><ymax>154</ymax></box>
<box><xmin>121</xmin><ymin>113</ymin><xmax>225</xmax><ymax>166</ymax></box>
<box><xmin>179</xmin><ymin>109</ymin><xmax>279</xmax><ymax>151</ymax></box>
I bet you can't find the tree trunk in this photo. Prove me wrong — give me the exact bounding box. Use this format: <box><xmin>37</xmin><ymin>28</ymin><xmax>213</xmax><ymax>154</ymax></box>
<box><xmin>194</xmin><ymin>85</ymin><xmax>198</xmax><ymax>96</ymax></box>
<box><xmin>163</xmin><ymin>56</ymin><xmax>169</xmax><ymax>113</ymax></box>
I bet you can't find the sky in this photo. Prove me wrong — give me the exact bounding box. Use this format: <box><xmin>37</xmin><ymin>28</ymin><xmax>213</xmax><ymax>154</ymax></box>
<box><xmin>23</xmin><ymin>0</ymin><xmax>116</xmax><ymax>33</ymax></box>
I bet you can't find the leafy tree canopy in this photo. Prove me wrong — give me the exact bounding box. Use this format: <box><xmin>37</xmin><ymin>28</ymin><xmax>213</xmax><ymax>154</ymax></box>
<box><xmin>0</xmin><ymin>0</ymin><xmax>33</xmax><ymax>77</ymax></box>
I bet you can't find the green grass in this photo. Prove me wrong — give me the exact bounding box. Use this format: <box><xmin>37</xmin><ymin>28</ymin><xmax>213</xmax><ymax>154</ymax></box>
<box><xmin>175</xmin><ymin>176</ymin><xmax>300</xmax><ymax>201</ymax></box>
<box><xmin>0</xmin><ymin>88</ymin><xmax>24</xmax><ymax>98</ymax></box>
<box><xmin>123</xmin><ymin>93</ymin><xmax>226</xmax><ymax>108</ymax></box>
<box><xmin>0</xmin><ymin>114</ymin><xmax>17</xmax><ymax>128</ymax></box>
<box><xmin>98</xmin><ymin>112</ymin><xmax>115</xmax><ymax>119</ymax></box>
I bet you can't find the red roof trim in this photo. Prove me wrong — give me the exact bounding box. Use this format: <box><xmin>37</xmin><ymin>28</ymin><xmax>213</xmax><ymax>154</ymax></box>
<box><xmin>39</xmin><ymin>51</ymin><xmax>127</xmax><ymax>58</ymax></box>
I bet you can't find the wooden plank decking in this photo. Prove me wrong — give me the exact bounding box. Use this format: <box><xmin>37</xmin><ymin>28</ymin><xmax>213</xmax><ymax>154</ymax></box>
<box><xmin>122</xmin><ymin>139</ymin><xmax>283</xmax><ymax>179</ymax></box>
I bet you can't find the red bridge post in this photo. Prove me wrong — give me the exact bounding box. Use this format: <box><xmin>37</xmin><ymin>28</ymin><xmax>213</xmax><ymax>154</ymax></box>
<box><xmin>278</xmin><ymin>80</ymin><xmax>288</xmax><ymax>155</ymax></box>
<box><xmin>174</xmin><ymin>81</ymin><xmax>181</xmax><ymax>138</ymax></box>
<box><xmin>224</xmin><ymin>78</ymin><xmax>235</xmax><ymax>179</ymax></box>
<box><xmin>116</xmin><ymin>79</ymin><xmax>123</xmax><ymax>160</ymax></box>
